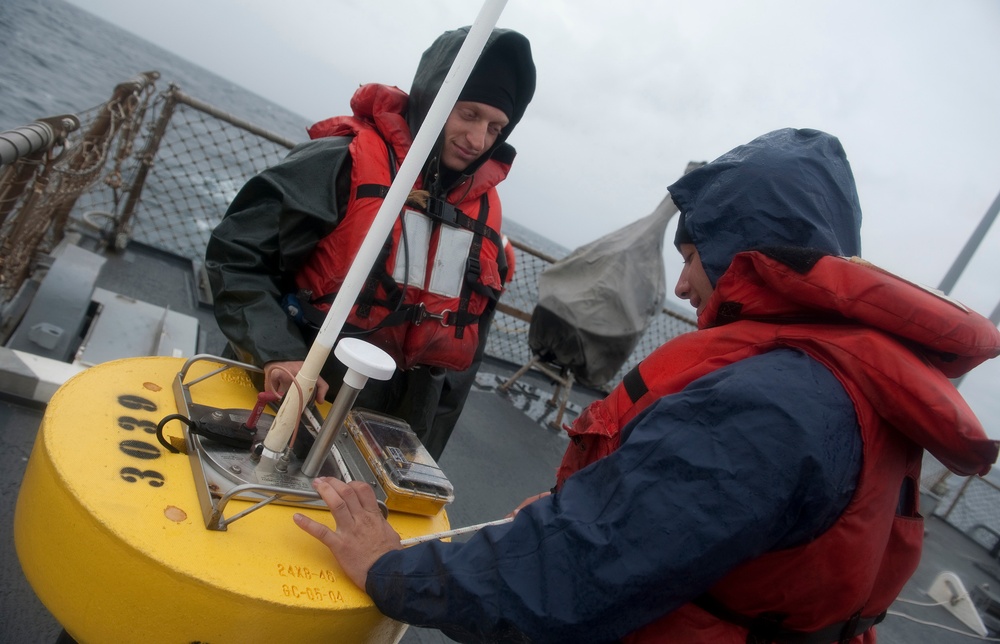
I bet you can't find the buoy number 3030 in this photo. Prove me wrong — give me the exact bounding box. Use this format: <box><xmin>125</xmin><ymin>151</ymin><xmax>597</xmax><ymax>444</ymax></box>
<box><xmin>115</xmin><ymin>394</ymin><xmax>167</xmax><ymax>488</ymax></box>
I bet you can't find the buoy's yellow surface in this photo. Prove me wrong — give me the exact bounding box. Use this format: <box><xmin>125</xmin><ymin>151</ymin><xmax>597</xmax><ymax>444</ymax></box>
<box><xmin>15</xmin><ymin>356</ymin><xmax>450</xmax><ymax>643</ymax></box>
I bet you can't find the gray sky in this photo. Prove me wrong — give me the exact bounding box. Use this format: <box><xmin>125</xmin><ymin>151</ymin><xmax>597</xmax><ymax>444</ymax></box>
<box><xmin>66</xmin><ymin>0</ymin><xmax>1000</xmax><ymax>436</ymax></box>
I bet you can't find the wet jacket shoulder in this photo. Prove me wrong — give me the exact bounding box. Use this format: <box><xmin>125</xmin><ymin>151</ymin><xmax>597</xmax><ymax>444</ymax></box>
<box><xmin>204</xmin><ymin>137</ymin><xmax>353</xmax><ymax>364</ymax></box>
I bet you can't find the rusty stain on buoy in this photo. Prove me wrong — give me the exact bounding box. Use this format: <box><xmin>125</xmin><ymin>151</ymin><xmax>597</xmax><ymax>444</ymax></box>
<box><xmin>164</xmin><ymin>505</ymin><xmax>187</xmax><ymax>522</ymax></box>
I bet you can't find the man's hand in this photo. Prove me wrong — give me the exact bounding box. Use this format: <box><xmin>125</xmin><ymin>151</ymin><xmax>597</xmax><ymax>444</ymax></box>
<box><xmin>293</xmin><ymin>477</ymin><xmax>402</xmax><ymax>589</ymax></box>
<box><xmin>264</xmin><ymin>360</ymin><xmax>330</xmax><ymax>403</ymax></box>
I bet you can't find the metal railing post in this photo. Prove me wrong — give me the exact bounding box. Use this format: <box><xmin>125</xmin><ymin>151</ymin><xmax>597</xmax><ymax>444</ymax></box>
<box><xmin>110</xmin><ymin>85</ymin><xmax>175</xmax><ymax>249</ymax></box>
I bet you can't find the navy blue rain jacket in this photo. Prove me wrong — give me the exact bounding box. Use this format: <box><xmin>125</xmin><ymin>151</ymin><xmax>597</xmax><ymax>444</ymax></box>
<box><xmin>366</xmin><ymin>128</ymin><xmax>865</xmax><ymax>643</ymax></box>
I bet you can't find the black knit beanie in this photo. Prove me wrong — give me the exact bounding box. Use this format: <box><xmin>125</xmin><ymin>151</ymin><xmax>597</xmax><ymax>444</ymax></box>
<box><xmin>458</xmin><ymin>44</ymin><xmax>517</xmax><ymax>119</ymax></box>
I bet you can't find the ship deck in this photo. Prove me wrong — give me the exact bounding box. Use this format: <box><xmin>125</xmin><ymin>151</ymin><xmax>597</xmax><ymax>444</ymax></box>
<box><xmin>3</xmin><ymin>240</ymin><xmax>999</xmax><ymax>643</ymax></box>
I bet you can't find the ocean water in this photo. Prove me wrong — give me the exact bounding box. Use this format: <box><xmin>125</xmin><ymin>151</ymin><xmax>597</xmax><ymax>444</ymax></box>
<box><xmin>0</xmin><ymin>0</ymin><xmax>570</xmax><ymax>260</ymax></box>
<box><xmin>0</xmin><ymin>0</ymin><xmax>309</xmax><ymax>142</ymax></box>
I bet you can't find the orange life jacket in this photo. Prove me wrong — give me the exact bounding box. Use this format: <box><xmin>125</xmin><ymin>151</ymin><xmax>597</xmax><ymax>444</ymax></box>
<box><xmin>296</xmin><ymin>118</ymin><xmax>508</xmax><ymax>371</ymax></box>
<box><xmin>559</xmin><ymin>252</ymin><xmax>1000</xmax><ymax>643</ymax></box>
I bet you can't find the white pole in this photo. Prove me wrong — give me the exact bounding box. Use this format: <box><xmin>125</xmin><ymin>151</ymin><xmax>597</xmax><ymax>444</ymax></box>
<box><xmin>400</xmin><ymin>516</ymin><xmax>514</xmax><ymax>546</ymax></box>
<box><xmin>259</xmin><ymin>0</ymin><xmax>510</xmax><ymax>463</ymax></box>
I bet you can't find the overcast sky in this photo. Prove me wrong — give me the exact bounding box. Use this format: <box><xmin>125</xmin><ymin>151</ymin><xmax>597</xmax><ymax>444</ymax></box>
<box><xmin>65</xmin><ymin>0</ymin><xmax>1000</xmax><ymax>436</ymax></box>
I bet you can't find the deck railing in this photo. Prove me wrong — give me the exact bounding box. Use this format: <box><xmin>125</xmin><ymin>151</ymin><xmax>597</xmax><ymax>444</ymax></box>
<box><xmin>921</xmin><ymin>452</ymin><xmax>1000</xmax><ymax>554</ymax></box>
<box><xmin>0</xmin><ymin>73</ymin><xmax>696</xmax><ymax>388</ymax></box>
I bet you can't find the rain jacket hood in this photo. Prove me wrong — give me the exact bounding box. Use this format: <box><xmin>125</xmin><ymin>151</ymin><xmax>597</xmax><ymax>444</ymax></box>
<box><xmin>670</xmin><ymin>128</ymin><xmax>863</xmax><ymax>285</ymax></box>
<box><xmin>408</xmin><ymin>26</ymin><xmax>536</xmax><ymax>177</ymax></box>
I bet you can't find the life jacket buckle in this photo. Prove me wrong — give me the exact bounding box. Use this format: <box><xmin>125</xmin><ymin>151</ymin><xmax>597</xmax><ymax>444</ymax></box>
<box><xmin>466</xmin><ymin>256</ymin><xmax>481</xmax><ymax>278</ymax></box>
<box><xmin>412</xmin><ymin>303</ymin><xmax>452</xmax><ymax>327</ymax></box>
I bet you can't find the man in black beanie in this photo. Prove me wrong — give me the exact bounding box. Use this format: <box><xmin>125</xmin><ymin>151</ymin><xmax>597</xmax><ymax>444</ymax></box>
<box><xmin>206</xmin><ymin>27</ymin><xmax>536</xmax><ymax>459</ymax></box>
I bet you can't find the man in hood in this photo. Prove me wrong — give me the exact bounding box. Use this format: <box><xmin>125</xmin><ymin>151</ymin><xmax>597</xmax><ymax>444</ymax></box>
<box><xmin>294</xmin><ymin>129</ymin><xmax>1000</xmax><ymax>642</ymax></box>
<box><xmin>206</xmin><ymin>27</ymin><xmax>536</xmax><ymax>459</ymax></box>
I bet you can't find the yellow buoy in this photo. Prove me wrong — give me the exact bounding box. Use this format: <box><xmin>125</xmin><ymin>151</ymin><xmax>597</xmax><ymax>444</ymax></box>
<box><xmin>15</xmin><ymin>356</ymin><xmax>449</xmax><ymax>643</ymax></box>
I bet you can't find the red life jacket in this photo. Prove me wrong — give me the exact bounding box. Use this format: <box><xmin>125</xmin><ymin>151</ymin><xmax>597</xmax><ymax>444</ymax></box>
<box><xmin>297</xmin><ymin>89</ymin><xmax>509</xmax><ymax>371</ymax></box>
<box><xmin>558</xmin><ymin>252</ymin><xmax>1000</xmax><ymax>643</ymax></box>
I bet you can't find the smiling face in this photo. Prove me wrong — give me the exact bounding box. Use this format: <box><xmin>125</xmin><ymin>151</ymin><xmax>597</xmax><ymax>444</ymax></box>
<box><xmin>674</xmin><ymin>243</ymin><xmax>715</xmax><ymax>316</ymax></box>
<box><xmin>439</xmin><ymin>101</ymin><xmax>509</xmax><ymax>172</ymax></box>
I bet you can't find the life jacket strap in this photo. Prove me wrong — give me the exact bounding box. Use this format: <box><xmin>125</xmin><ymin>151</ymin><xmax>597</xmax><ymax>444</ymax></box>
<box><xmin>622</xmin><ymin>365</ymin><xmax>649</xmax><ymax>404</ymax></box>
<box><xmin>381</xmin><ymin>301</ymin><xmax>479</xmax><ymax>329</ymax></box>
<box><xmin>355</xmin><ymin>183</ymin><xmax>389</xmax><ymax>200</ymax></box>
<box><xmin>354</xmin><ymin>237</ymin><xmax>396</xmax><ymax>319</ymax></box>
<box><xmin>425</xmin><ymin>193</ymin><xmax>504</xmax><ymax>249</ymax></box>
<box><xmin>287</xmin><ymin>290</ymin><xmax>479</xmax><ymax>331</ymax></box>
<box><xmin>694</xmin><ymin>594</ymin><xmax>886</xmax><ymax>644</ymax></box>
<box><xmin>454</xmin><ymin>194</ymin><xmax>492</xmax><ymax>339</ymax></box>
